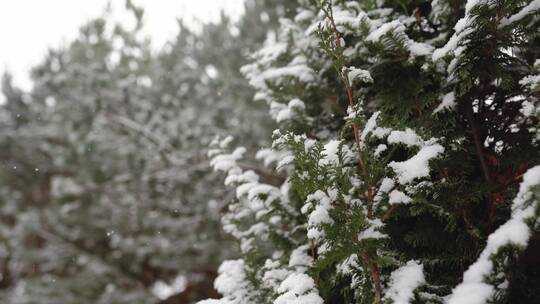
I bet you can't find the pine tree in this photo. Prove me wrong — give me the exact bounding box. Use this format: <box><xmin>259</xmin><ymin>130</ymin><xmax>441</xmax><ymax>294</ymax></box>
<box><xmin>202</xmin><ymin>0</ymin><xmax>540</xmax><ymax>303</ymax></box>
<box><xmin>0</xmin><ymin>1</ymin><xmax>289</xmax><ymax>303</ymax></box>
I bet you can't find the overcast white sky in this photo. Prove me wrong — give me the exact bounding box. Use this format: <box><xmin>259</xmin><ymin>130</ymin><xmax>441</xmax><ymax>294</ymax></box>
<box><xmin>0</xmin><ymin>0</ymin><xmax>245</xmax><ymax>91</ymax></box>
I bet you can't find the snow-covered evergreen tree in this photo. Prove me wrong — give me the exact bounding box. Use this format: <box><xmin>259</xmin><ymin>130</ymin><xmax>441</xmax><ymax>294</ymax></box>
<box><xmin>0</xmin><ymin>1</ymin><xmax>289</xmax><ymax>303</ymax></box>
<box><xmin>203</xmin><ymin>0</ymin><xmax>540</xmax><ymax>303</ymax></box>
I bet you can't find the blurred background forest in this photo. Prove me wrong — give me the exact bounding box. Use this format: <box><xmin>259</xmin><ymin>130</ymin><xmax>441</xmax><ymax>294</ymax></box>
<box><xmin>0</xmin><ymin>1</ymin><xmax>296</xmax><ymax>303</ymax></box>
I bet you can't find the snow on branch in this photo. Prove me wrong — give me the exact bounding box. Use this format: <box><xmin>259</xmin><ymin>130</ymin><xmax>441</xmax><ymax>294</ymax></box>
<box><xmin>384</xmin><ymin>261</ymin><xmax>425</xmax><ymax>304</ymax></box>
<box><xmin>447</xmin><ymin>166</ymin><xmax>540</xmax><ymax>304</ymax></box>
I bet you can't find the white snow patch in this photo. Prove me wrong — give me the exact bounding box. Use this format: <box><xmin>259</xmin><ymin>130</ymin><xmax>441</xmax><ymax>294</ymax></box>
<box><xmin>361</xmin><ymin>111</ymin><xmax>381</xmax><ymax>142</ymax></box>
<box><xmin>289</xmin><ymin>245</ymin><xmax>314</xmax><ymax>269</ymax></box>
<box><xmin>346</xmin><ymin>66</ymin><xmax>373</xmax><ymax>86</ymax></box>
<box><xmin>288</xmin><ymin>98</ymin><xmax>306</xmax><ymax>110</ymax></box>
<box><xmin>366</xmin><ymin>20</ymin><xmax>405</xmax><ymax>42</ymax></box>
<box><xmin>434</xmin><ymin>91</ymin><xmax>457</xmax><ymax>113</ymax></box>
<box><xmin>389</xmin><ymin>189</ymin><xmax>412</xmax><ymax>204</ymax></box>
<box><xmin>385</xmin><ymin>261</ymin><xmax>425</xmax><ymax>304</ymax></box>
<box><xmin>213</xmin><ymin>260</ymin><xmax>250</xmax><ymax>302</ymax></box>
<box><xmin>408</xmin><ymin>42</ymin><xmax>434</xmax><ymax>57</ymax></box>
<box><xmin>447</xmin><ymin>166</ymin><xmax>540</xmax><ymax>304</ymax></box>
<box><xmin>358</xmin><ymin>219</ymin><xmax>387</xmax><ymax>241</ymax></box>
<box><xmin>248</xmin><ymin>64</ymin><xmax>316</xmax><ymax>90</ymax></box>
<box><xmin>336</xmin><ymin>254</ymin><xmax>360</xmax><ymax>276</ymax></box>
<box><xmin>389</xmin><ymin>144</ymin><xmax>444</xmax><ymax>184</ymax></box>
<box><xmin>387</xmin><ymin>128</ymin><xmax>423</xmax><ymax>147</ymax></box>
<box><xmin>152</xmin><ymin>275</ymin><xmax>187</xmax><ymax>300</ymax></box>
<box><xmin>274</xmin><ymin>98</ymin><xmax>306</xmax><ymax>123</ymax></box>
<box><xmin>274</xmin><ymin>273</ymin><xmax>323</xmax><ymax>304</ymax></box>
<box><xmin>500</xmin><ymin>0</ymin><xmax>540</xmax><ymax>27</ymax></box>
<box><xmin>305</xmin><ymin>190</ymin><xmax>336</xmax><ymax>241</ymax></box>
<box><xmin>520</xmin><ymin>74</ymin><xmax>540</xmax><ymax>91</ymax></box>
<box><xmin>374</xmin><ymin>144</ymin><xmax>388</xmax><ymax>157</ymax></box>
<box><xmin>320</xmin><ymin>140</ymin><xmax>341</xmax><ymax>166</ymax></box>
<box><xmin>210</xmin><ymin>147</ymin><xmax>246</xmax><ymax>172</ymax></box>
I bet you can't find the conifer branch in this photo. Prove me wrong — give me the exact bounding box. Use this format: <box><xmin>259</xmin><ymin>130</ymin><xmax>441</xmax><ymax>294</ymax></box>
<box><xmin>321</xmin><ymin>3</ymin><xmax>374</xmax><ymax>217</ymax></box>
<box><xmin>465</xmin><ymin>101</ymin><xmax>492</xmax><ymax>185</ymax></box>
<box><xmin>464</xmin><ymin>89</ymin><xmax>497</xmax><ymax>230</ymax></box>
<box><xmin>321</xmin><ymin>4</ymin><xmax>382</xmax><ymax>303</ymax></box>
<box><xmin>361</xmin><ymin>251</ymin><xmax>383</xmax><ymax>304</ymax></box>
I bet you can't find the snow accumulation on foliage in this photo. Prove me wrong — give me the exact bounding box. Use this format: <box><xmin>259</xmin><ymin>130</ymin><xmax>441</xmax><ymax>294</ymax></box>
<box><xmin>199</xmin><ymin>0</ymin><xmax>540</xmax><ymax>303</ymax></box>
<box><xmin>384</xmin><ymin>261</ymin><xmax>426</xmax><ymax>304</ymax></box>
<box><xmin>383</xmin><ymin>128</ymin><xmax>445</xmax><ymax>185</ymax></box>
<box><xmin>366</xmin><ymin>20</ymin><xmax>405</xmax><ymax>42</ymax></box>
<box><xmin>357</xmin><ymin>219</ymin><xmax>386</xmax><ymax>241</ymax></box>
<box><xmin>389</xmin><ymin>144</ymin><xmax>445</xmax><ymax>185</ymax></box>
<box><xmin>345</xmin><ymin>66</ymin><xmax>373</xmax><ymax>86</ymax></box>
<box><xmin>196</xmin><ymin>261</ymin><xmax>248</xmax><ymax>304</ymax></box>
<box><xmin>433</xmin><ymin>92</ymin><xmax>456</xmax><ymax>114</ymax></box>
<box><xmin>448</xmin><ymin>166</ymin><xmax>540</xmax><ymax>304</ymax></box>
<box><xmin>500</xmin><ymin>0</ymin><xmax>540</xmax><ymax>26</ymax></box>
<box><xmin>0</xmin><ymin>2</ymin><xmax>290</xmax><ymax>301</ymax></box>
<box><xmin>274</xmin><ymin>273</ymin><xmax>323</xmax><ymax>304</ymax></box>
<box><xmin>388</xmin><ymin>189</ymin><xmax>412</xmax><ymax>205</ymax></box>
<box><xmin>304</xmin><ymin>190</ymin><xmax>336</xmax><ymax>241</ymax></box>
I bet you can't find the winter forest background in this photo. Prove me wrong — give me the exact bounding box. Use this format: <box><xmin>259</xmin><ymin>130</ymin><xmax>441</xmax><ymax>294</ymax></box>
<box><xmin>0</xmin><ymin>0</ymin><xmax>539</xmax><ymax>304</ymax></box>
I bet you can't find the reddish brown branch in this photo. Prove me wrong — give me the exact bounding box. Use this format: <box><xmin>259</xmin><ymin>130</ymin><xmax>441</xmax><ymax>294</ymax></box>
<box><xmin>383</xmin><ymin>205</ymin><xmax>398</xmax><ymax>221</ymax></box>
<box><xmin>464</xmin><ymin>102</ymin><xmax>498</xmax><ymax>230</ymax></box>
<box><xmin>362</xmin><ymin>251</ymin><xmax>383</xmax><ymax>303</ymax></box>
<box><xmin>465</xmin><ymin>106</ymin><xmax>491</xmax><ymax>184</ymax></box>
<box><xmin>324</xmin><ymin>5</ymin><xmax>374</xmax><ymax>218</ymax></box>
<box><xmin>323</xmin><ymin>6</ymin><xmax>381</xmax><ymax>304</ymax></box>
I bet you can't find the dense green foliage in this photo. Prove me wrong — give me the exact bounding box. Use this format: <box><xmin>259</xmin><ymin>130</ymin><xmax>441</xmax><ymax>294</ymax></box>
<box><xmin>201</xmin><ymin>0</ymin><xmax>540</xmax><ymax>303</ymax></box>
<box><xmin>0</xmin><ymin>1</ymin><xmax>294</xmax><ymax>303</ymax></box>
<box><xmin>0</xmin><ymin>0</ymin><xmax>539</xmax><ymax>303</ymax></box>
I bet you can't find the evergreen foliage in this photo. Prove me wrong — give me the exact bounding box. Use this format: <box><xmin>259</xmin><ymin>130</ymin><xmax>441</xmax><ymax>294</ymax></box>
<box><xmin>0</xmin><ymin>1</ymin><xmax>291</xmax><ymax>303</ymax></box>
<box><xmin>0</xmin><ymin>0</ymin><xmax>538</xmax><ymax>303</ymax></box>
<box><xmin>202</xmin><ymin>0</ymin><xmax>540</xmax><ymax>303</ymax></box>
